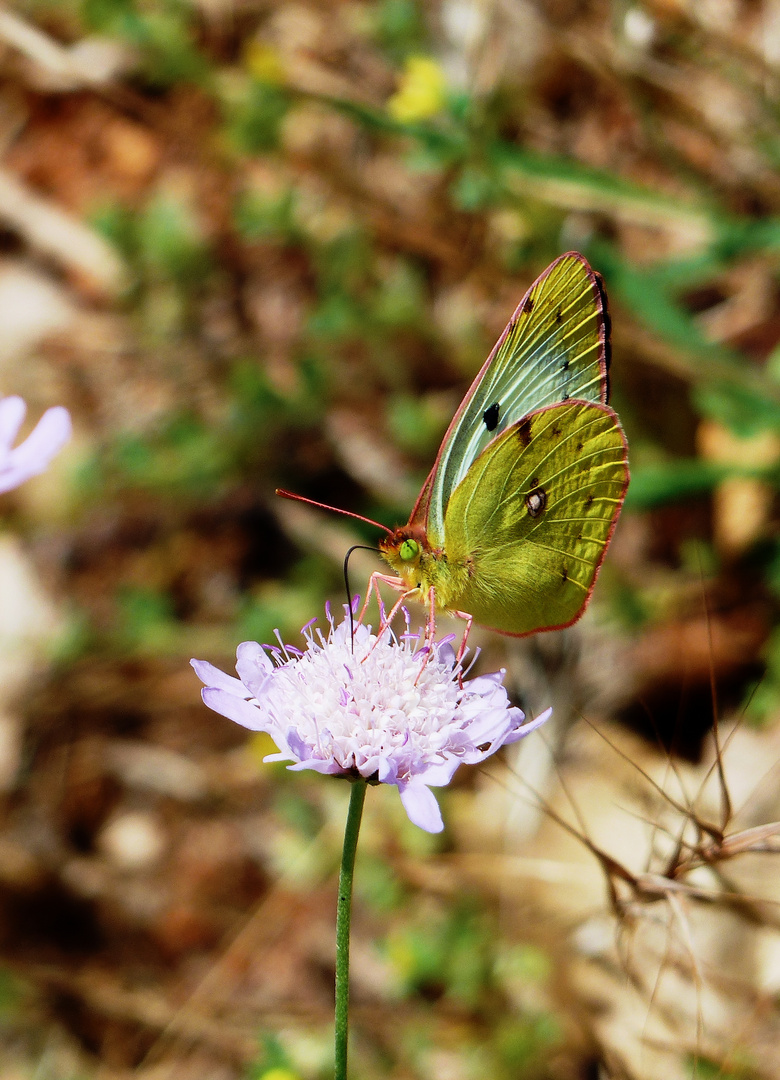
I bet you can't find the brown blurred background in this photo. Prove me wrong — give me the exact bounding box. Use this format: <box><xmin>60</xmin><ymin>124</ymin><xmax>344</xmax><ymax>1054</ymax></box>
<box><xmin>1</xmin><ymin>1</ymin><xmax>780</xmax><ymax>1077</ymax></box>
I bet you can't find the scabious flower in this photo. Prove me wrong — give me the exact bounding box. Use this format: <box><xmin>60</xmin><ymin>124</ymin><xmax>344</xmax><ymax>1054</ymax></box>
<box><xmin>0</xmin><ymin>395</ymin><xmax>71</xmax><ymax>495</ymax></box>
<box><xmin>192</xmin><ymin>606</ymin><xmax>550</xmax><ymax>833</ymax></box>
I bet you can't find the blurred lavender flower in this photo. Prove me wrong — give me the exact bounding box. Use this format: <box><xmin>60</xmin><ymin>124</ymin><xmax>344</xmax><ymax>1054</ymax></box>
<box><xmin>192</xmin><ymin>606</ymin><xmax>550</xmax><ymax>833</ymax></box>
<box><xmin>0</xmin><ymin>396</ymin><xmax>71</xmax><ymax>495</ymax></box>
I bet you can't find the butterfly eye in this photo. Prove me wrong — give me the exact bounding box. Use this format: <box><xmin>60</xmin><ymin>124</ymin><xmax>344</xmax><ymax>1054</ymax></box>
<box><xmin>399</xmin><ymin>539</ymin><xmax>420</xmax><ymax>562</ymax></box>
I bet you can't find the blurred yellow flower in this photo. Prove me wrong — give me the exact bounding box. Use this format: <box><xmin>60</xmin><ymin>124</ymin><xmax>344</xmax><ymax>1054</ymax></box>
<box><xmin>388</xmin><ymin>55</ymin><xmax>447</xmax><ymax>123</ymax></box>
<box><xmin>260</xmin><ymin>1070</ymin><xmax>301</xmax><ymax>1080</ymax></box>
<box><xmin>244</xmin><ymin>40</ymin><xmax>285</xmax><ymax>85</ymax></box>
<box><xmin>248</xmin><ymin>730</ymin><xmax>278</xmax><ymax>765</ymax></box>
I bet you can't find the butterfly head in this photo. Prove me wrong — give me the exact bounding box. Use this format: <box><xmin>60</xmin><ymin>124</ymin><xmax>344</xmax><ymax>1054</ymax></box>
<box><xmin>379</xmin><ymin>524</ymin><xmax>467</xmax><ymax>611</ymax></box>
<box><xmin>379</xmin><ymin>525</ymin><xmax>431</xmax><ymax>588</ymax></box>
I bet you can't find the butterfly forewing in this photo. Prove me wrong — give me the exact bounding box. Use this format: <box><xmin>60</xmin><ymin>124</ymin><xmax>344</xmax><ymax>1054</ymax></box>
<box><xmin>441</xmin><ymin>401</ymin><xmax>628</xmax><ymax>636</ymax></box>
<box><xmin>417</xmin><ymin>253</ymin><xmax>610</xmax><ymax>545</ymax></box>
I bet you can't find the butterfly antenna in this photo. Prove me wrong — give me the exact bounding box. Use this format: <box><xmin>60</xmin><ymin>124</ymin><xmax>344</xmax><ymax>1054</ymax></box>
<box><xmin>276</xmin><ymin>489</ymin><xmax>394</xmax><ymax>535</ymax></box>
<box><xmin>344</xmin><ymin>544</ymin><xmax>381</xmax><ymax>649</ymax></box>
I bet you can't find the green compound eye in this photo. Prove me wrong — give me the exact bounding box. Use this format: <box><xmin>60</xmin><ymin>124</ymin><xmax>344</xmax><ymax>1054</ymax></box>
<box><xmin>399</xmin><ymin>539</ymin><xmax>420</xmax><ymax>562</ymax></box>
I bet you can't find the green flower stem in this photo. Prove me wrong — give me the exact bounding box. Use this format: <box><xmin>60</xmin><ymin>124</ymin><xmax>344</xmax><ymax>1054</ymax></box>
<box><xmin>334</xmin><ymin>778</ymin><xmax>367</xmax><ymax>1080</ymax></box>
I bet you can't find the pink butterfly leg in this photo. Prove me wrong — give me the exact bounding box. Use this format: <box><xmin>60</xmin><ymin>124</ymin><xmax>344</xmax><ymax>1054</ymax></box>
<box><xmin>358</xmin><ymin>571</ymin><xmax>418</xmax><ymax>652</ymax></box>
<box><xmin>408</xmin><ymin>586</ymin><xmax>438</xmax><ymax>686</ymax></box>
<box><xmin>424</xmin><ymin>586</ymin><xmax>437</xmax><ymax>649</ymax></box>
<box><xmin>357</xmin><ymin>571</ymin><xmax>404</xmax><ymax>628</ymax></box>
<box><xmin>452</xmin><ymin>610</ymin><xmax>474</xmax><ymax>666</ymax></box>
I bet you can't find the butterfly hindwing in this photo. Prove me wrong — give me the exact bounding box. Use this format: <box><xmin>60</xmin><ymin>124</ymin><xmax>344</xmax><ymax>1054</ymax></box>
<box><xmin>415</xmin><ymin>252</ymin><xmax>610</xmax><ymax>545</ymax></box>
<box><xmin>441</xmin><ymin>401</ymin><xmax>628</xmax><ymax>636</ymax></box>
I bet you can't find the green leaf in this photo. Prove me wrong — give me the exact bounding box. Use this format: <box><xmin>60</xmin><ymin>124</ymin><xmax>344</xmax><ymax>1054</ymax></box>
<box><xmin>374</xmin><ymin>0</ymin><xmax>427</xmax><ymax>60</ymax></box>
<box><xmin>226</xmin><ymin>82</ymin><xmax>290</xmax><ymax>154</ymax></box>
<box><xmin>491</xmin><ymin>142</ymin><xmax>715</xmax><ymax>232</ymax></box>
<box><xmin>694</xmin><ymin>380</ymin><xmax>780</xmax><ymax>438</ymax></box>
<box><xmin>138</xmin><ymin>193</ymin><xmax>209</xmax><ymax>287</ymax></box>
<box><xmin>451</xmin><ymin>165</ymin><xmax>499</xmax><ymax>211</ymax></box>
<box><xmin>234</xmin><ymin>188</ymin><xmax>299</xmax><ymax>243</ymax></box>
<box><xmin>625</xmin><ymin>459</ymin><xmax>764</xmax><ymax>509</ymax></box>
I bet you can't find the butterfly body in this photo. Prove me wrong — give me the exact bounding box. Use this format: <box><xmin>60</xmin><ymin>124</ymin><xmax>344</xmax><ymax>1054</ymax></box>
<box><xmin>378</xmin><ymin>524</ymin><xmax>469</xmax><ymax>615</ymax></box>
<box><xmin>378</xmin><ymin>252</ymin><xmax>629</xmax><ymax>638</ymax></box>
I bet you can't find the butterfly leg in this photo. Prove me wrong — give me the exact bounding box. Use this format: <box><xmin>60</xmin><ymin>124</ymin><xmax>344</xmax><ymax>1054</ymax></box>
<box><xmin>407</xmin><ymin>587</ymin><xmax>439</xmax><ymax>686</ymax></box>
<box><xmin>452</xmin><ymin>610</ymin><xmax>474</xmax><ymax>666</ymax></box>
<box><xmin>359</xmin><ymin>571</ymin><xmax>421</xmax><ymax>657</ymax></box>
<box><xmin>357</xmin><ymin>571</ymin><xmax>405</xmax><ymax>630</ymax></box>
<box><xmin>424</xmin><ymin>586</ymin><xmax>437</xmax><ymax>650</ymax></box>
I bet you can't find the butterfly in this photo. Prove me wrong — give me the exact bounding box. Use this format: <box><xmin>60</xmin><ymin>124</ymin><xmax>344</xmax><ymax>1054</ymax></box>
<box><xmin>280</xmin><ymin>252</ymin><xmax>629</xmax><ymax>646</ymax></box>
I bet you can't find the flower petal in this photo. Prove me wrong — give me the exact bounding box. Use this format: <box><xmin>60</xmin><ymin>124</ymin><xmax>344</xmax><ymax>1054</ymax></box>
<box><xmin>465</xmin><ymin>675</ymin><xmax>507</xmax><ymax>700</ymax></box>
<box><xmin>399</xmin><ymin>781</ymin><xmax>444</xmax><ymax>833</ymax></box>
<box><xmin>288</xmin><ymin>757</ymin><xmax>344</xmax><ymax>774</ymax></box>
<box><xmin>0</xmin><ymin>396</ymin><xmax>25</xmax><ymax>450</ymax></box>
<box><xmin>413</xmin><ymin>757</ymin><xmax>459</xmax><ymax>788</ymax></box>
<box><xmin>503</xmin><ymin>707</ymin><xmax>553</xmax><ymax>743</ymax></box>
<box><xmin>462</xmin><ymin>705</ymin><xmax>516</xmax><ymax>747</ymax></box>
<box><xmin>190</xmin><ymin>658</ymin><xmax>247</xmax><ymax>695</ymax></box>
<box><xmin>0</xmin><ymin>404</ymin><xmax>71</xmax><ymax>493</ymax></box>
<box><xmin>286</xmin><ymin>727</ymin><xmax>314</xmax><ymax>761</ymax></box>
<box><xmin>377</xmin><ymin>756</ymin><xmax>397</xmax><ymax>784</ymax></box>
<box><xmin>202</xmin><ymin>687</ymin><xmax>267</xmax><ymax>731</ymax></box>
<box><xmin>235</xmin><ymin>641</ymin><xmax>274</xmax><ymax>695</ymax></box>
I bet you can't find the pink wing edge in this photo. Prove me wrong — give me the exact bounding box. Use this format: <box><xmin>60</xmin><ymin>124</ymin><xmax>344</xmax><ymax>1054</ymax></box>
<box><xmin>408</xmin><ymin>251</ymin><xmax>611</xmax><ymax>532</ymax></box>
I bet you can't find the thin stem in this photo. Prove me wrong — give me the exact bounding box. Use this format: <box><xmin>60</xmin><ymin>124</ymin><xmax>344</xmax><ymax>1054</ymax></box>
<box><xmin>334</xmin><ymin>779</ymin><xmax>367</xmax><ymax>1080</ymax></box>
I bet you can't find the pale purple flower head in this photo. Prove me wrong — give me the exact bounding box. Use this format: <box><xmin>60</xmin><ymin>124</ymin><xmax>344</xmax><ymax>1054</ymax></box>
<box><xmin>191</xmin><ymin>606</ymin><xmax>551</xmax><ymax>833</ymax></box>
<box><xmin>0</xmin><ymin>396</ymin><xmax>72</xmax><ymax>495</ymax></box>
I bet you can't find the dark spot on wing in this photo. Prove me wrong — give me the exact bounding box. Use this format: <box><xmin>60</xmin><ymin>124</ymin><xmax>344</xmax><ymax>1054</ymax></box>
<box><xmin>525</xmin><ymin>486</ymin><xmax>547</xmax><ymax>518</ymax></box>
<box><xmin>561</xmin><ymin>358</ymin><xmax>571</xmax><ymax>402</ymax></box>
<box><xmin>517</xmin><ymin>419</ymin><xmax>532</xmax><ymax>447</ymax></box>
<box><xmin>530</xmin><ymin>476</ymin><xmax>539</xmax><ymax>487</ymax></box>
<box><xmin>555</xmin><ymin>307</ymin><xmax>563</xmax><ymax>325</ymax></box>
<box><xmin>585</xmin><ymin>494</ymin><xmax>594</xmax><ymax>508</ymax></box>
<box><xmin>561</xmin><ymin>566</ymin><xmax>568</xmax><ymax>583</ymax></box>
<box><xmin>483</xmin><ymin>402</ymin><xmax>500</xmax><ymax>431</ymax></box>
<box><xmin>576</xmin><ymin>441</ymin><xmax>584</xmax><ymax>452</ymax></box>
<box><xmin>552</xmin><ymin>425</ymin><xmax>562</xmax><ymax>437</ymax></box>
<box><xmin>523</xmin><ymin>295</ymin><xmax>535</xmax><ymax>314</ymax></box>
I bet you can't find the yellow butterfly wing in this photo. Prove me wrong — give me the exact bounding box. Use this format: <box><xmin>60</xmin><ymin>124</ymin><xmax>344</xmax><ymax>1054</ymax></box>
<box><xmin>413</xmin><ymin>252</ymin><xmax>611</xmax><ymax>547</ymax></box>
<box><xmin>440</xmin><ymin>401</ymin><xmax>628</xmax><ymax>636</ymax></box>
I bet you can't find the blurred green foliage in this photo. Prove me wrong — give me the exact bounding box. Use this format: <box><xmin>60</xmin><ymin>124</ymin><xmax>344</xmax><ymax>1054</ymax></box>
<box><xmin>246</xmin><ymin>1035</ymin><xmax>300</xmax><ymax>1080</ymax></box>
<box><xmin>0</xmin><ymin>968</ymin><xmax>27</xmax><ymax>1020</ymax></box>
<box><xmin>374</xmin><ymin>0</ymin><xmax>428</xmax><ymax>61</ymax></box>
<box><xmin>687</xmin><ymin>1053</ymin><xmax>756</xmax><ymax>1080</ymax></box>
<box><xmin>226</xmin><ymin>81</ymin><xmax>291</xmax><ymax>155</ymax></box>
<box><xmin>82</xmin><ymin>0</ymin><xmax>209</xmax><ymax>85</ymax></box>
<box><xmin>386</xmin><ymin>901</ymin><xmax>497</xmax><ymax>1005</ymax></box>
